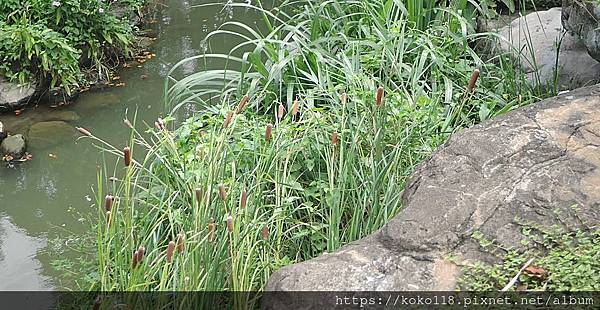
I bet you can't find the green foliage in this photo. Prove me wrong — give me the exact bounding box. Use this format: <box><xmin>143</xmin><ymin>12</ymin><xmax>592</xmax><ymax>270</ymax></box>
<box><xmin>90</xmin><ymin>0</ymin><xmax>549</xmax><ymax>298</ymax></box>
<box><xmin>0</xmin><ymin>19</ymin><xmax>80</xmax><ymax>90</ymax></box>
<box><xmin>0</xmin><ymin>0</ymin><xmax>141</xmax><ymax>90</ymax></box>
<box><xmin>460</xmin><ymin>213</ymin><xmax>600</xmax><ymax>291</ymax></box>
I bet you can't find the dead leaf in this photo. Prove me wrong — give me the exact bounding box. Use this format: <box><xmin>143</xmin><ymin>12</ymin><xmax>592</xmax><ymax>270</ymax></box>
<box><xmin>524</xmin><ymin>265</ymin><xmax>547</xmax><ymax>279</ymax></box>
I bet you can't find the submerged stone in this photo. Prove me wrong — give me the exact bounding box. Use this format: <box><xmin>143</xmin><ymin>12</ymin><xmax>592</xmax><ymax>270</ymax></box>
<box><xmin>1</xmin><ymin>134</ymin><xmax>26</xmax><ymax>157</ymax></box>
<box><xmin>27</xmin><ymin>121</ymin><xmax>76</xmax><ymax>150</ymax></box>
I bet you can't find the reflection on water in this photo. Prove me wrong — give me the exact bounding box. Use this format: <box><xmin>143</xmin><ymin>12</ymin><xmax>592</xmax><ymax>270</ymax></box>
<box><xmin>0</xmin><ymin>216</ymin><xmax>52</xmax><ymax>290</ymax></box>
<box><xmin>0</xmin><ymin>0</ymin><xmax>266</xmax><ymax>290</ymax></box>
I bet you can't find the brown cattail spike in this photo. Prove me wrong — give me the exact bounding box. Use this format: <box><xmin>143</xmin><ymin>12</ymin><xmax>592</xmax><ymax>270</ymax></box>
<box><xmin>132</xmin><ymin>250</ymin><xmax>139</xmax><ymax>268</ymax></box>
<box><xmin>226</xmin><ymin>215</ymin><xmax>234</xmax><ymax>233</ymax></box>
<box><xmin>223</xmin><ymin>111</ymin><xmax>233</xmax><ymax>129</ymax></box>
<box><xmin>265</xmin><ymin>124</ymin><xmax>273</xmax><ymax>142</ymax></box>
<box><xmin>332</xmin><ymin>132</ymin><xmax>338</xmax><ymax>146</ymax></box>
<box><xmin>218</xmin><ymin>184</ymin><xmax>227</xmax><ymax>201</ymax></box>
<box><xmin>77</xmin><ymin>127</ymin><xmax>92</xmax><ymax>137</ymax></box>
<box><xmin>166</xmin><ymin>241</ymin><xmax>176</xmax><ymax>263</ymax></box>
<box><xmin>195</xmin><ymin>188</ymin><xmax>203</xmax><ymax>207</ymax></box>
<box><xmin>136</xmin><ymin>246</ymin><xmax>145</xmax><ymax>266</ymax></box>
<box><xmin>341</xmin><ymin>93</ymin><xmax>347</xmax><ymax>105</ymax></box>
<box><xmin>177</xmin><ymin>233</ymin><xmax>185</xmax><ymax>254</ymax></box>
<box><xmin>261</xmin><ymin>226</ymin><xmax>269</xmax><ymax>240</ymax></box>
<box><xmin>123</xmin><ymin>147</ymin><xmax>132</xmax><ymax>167</ymax></box>
<box><xmin>236</xmin><ymin>95</ymin><xmax>249</xmax><ymax>114</ymax></box>
<box><xmin>104</xmin><ymin>195</ymin><xmax>114</xmax><ymax>212</ymax></box>
<box><xmin>376</xmin><ymin>87</ymin><xmax>384</xmax><ymax>107</ymax></box>
<box><xmin>277</xmin><ymin>103</ymin><xmax>285</xmax><ymax>121</ymax></box>
<box><xmin>240</xmin><ymin>190</ymin><xmax>247</xmax><ymax>209</ymax></box>
<box><xmin>467</xmin><ymin>68</ymin><xmax>480</xmax><ymax>93</ymax></box>
<box><xmin>208</xmin><ymin>219</ymin><xmax>215</xmax><ymax>242</ymax></box>
<box><xmin>291</xmin><ymin>99</ymin><xmax>299</xmax><ymax>117</ymax></box>
<box><xmin>157</xmin><ymin>118</ymin><xmax>166</xmax><ymax>129</ymax></box>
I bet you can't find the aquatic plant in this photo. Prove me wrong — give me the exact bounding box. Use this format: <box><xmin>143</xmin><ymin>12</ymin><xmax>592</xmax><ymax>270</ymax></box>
<box><xmin>88</xmin><ymin>0</ymin><xmax>548</xmax><ymax>304</ymax></box>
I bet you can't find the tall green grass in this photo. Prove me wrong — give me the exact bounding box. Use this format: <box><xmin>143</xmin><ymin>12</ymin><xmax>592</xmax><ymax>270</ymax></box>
<box><xmin>87</xmin><ymin>0</ymin><xmax>544</xmax><ymax>304</ymax></box>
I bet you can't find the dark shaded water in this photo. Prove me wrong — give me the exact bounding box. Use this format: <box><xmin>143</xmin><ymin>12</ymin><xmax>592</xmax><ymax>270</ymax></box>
<box><xmin>0</xmin><ymin>0</ymin><xmax>262</xmax><ymax>289</ymax></box>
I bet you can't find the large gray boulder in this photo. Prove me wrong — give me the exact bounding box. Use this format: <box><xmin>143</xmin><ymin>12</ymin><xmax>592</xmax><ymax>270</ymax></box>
<box><xmin>496</xmin><ymin>8</ymin><xmax>600</xmax><ymax>89</ymax></box>
<box><xmin>264</xmin><ymin>84</ymin><xmax>600</xmax><ymax>307</ymax></box>
<box><xmin>1</xmin><ymin>134</ymin><xmax>26</xmax><ymax>158</ymax></box>
<box><xmin>562</xmin><ymin>0</ymin><xmax>600</xmax><ymax>62</ymax></box>
<box><xmin>0</xmin><ymin>77</ymin><xmax>39</xmax><ymax>112</ymax></box>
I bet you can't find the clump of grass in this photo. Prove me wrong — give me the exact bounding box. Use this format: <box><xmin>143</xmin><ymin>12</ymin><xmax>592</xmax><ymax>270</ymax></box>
<box><xmin>86</xmin><ymin>0</ymin><xmax>548</xmax><ymax>305</ymax></box>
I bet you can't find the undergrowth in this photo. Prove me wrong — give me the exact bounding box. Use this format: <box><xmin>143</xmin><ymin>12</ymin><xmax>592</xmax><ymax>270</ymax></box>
<box><xmin>460</xmin><ymin>208</ymin><xmax>600</xmax><ymax>291</ymax></box>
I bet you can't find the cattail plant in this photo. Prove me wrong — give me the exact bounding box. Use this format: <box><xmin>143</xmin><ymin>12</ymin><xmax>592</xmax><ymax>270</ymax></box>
<box><xmin>136</xmin><ymin>246</ymin><xmax>145</xmax><ymax>265</ymax></box>
<box><xmin>331</xmin><ymin>132</ymin><xmax>338</xmax><ymax>146</ymax></box>
<box><xmin>104</xmin><ymin>195</ymin><xmax>113</xmax><ymax>212</ymax></box>
<box><xmin>132</xmin><ymin>250</ymin><xmax>139</xmax><ymax>269</ymax></box>
<box><xmin>239</xmin><ymin>190</ymin><xmax>247</xmax><ymax>209</ymax></box>
<box><xmin>236</xmin><ymin>95</ymin><xmax>249</xmax><ymax>114</ymax></box>
<box><xmin>376</xmin><ymin>87</ymin><xmax>384</xmax><ymax>107</ymax></box>
<box><xmin>166</xmin><ymin>241</ymin><xmax>176</xmax><ymax>263</ymax></box>
<box><xmin>223</xmin><ymin>111</ymin><xmax>234</xmax><ymax>129</ymax></box>
<box><xmin>265</xmin><ymin>124</ymin><xmax>273</xmax><ymax>142</ymax></box>
<box><xmin>123</xmin><ymin>146</ymin><xmax>132</xmax><ymax>167</ymax></box>
<box><xmin>195</xmin><ymin>188</ymin><xmax>203</xmax><ymax>207</ymax></box>
<box><xmin>77</xmin><ymin>127</ymin><xmax>92</xmax><ymax>137</ymax></box>
<box><xmin>177</xmin><ymin>233</ymin><xmax>185</xmax><ymax>254</ymax></box>
<box><xmin>467</xmin><ymin>68</ymin><xmax>480</xmax><ymax>93</ymax></box>
<box><xmin>208</xmin><ymin>219</ymin><xmax>215</xmax><ymax>242</ymax></box>
<box><xmin>277</xmin><ymin>103</ymin><xmax>285</xmax><ymax>121</ymax></box>
<box><xmin>291</xmin><ymin>99</ymin><xmax>299</xmax><ymax>117</ymax></box>
<box><xmin>341</xmin><ymin>92</ymin><xmax>347</xmax><ymax>105</ymax></box>
<box><xmin>132</xmin><ymin>245</ymin><xmax>145</xmax><ymax>269</ymax></box>
<box><xmin>227</xmin><ymin>215</ymin><xmax>234</xmax><ymax>233</ymax></box>
<box><xmin>218</xmin><ymin>184</ymin><xmax>227</xmax><ymax>201</ymax></box>
<box><xmin>261</xmin><ymin>225</ymin><xmax>269</xmax><ymax>240</ymax></box>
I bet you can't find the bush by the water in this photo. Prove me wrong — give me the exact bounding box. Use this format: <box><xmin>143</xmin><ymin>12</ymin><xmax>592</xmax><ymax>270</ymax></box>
<box><xmin>85</xmin><ymin>0</ymin><xmax>546</xmax><ymax>299</ymax></box>
<box><xmin>0</xmin><ymin>0</ymin><xmax>145</xmax><ymax>91</ymax></box>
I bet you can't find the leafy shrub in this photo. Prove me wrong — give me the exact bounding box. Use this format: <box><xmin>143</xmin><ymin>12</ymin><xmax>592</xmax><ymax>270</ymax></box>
<box><xmin>0</xmin><ymin>19</ymin><xmax>80</xmax><ymax>89</ymax></box>
<box><xmin>0</xmin><ymin>0</ymin><xmax>142</xmax><ymax>90</ymax></box>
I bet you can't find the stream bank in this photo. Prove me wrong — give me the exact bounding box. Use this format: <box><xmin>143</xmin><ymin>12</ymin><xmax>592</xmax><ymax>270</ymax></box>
<box><xmin>0</xmin><ymin>0</ymin><xmax>261</xmax><ymax>289</ymax></box>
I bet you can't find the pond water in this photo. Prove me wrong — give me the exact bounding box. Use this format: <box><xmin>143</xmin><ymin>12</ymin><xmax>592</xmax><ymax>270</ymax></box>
<box><xmin>0</xmin><ymin>0</ymin><xmax>262</xmax><ymax>290</ymax></box>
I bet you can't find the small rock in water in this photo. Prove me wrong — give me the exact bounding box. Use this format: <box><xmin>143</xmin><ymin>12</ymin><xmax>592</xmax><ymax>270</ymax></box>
<box><xmin>0</xmin><ymin>121</ymin><xmax>6</xmax><ymax>142</ymax></box>
<box><xmin>1</xmin><ymin>134</ymin><xmax>26</xmax><ymax>158</ymax></box>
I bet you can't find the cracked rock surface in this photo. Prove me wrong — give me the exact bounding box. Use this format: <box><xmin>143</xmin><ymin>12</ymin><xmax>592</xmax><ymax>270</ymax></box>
<box><xmin>264</xmin><ymin>85</ymin><xmax>600</xmax><ymax>305</ymax></box>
